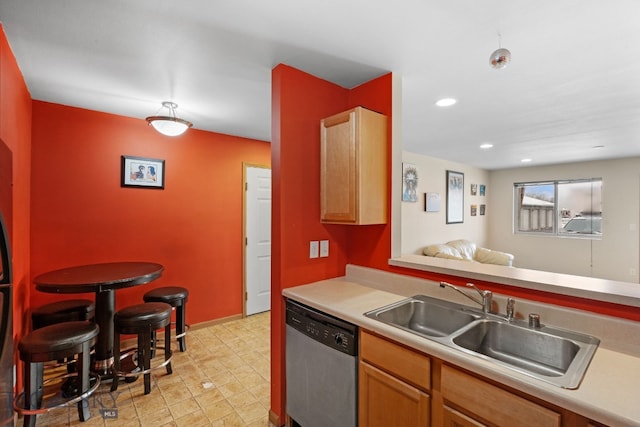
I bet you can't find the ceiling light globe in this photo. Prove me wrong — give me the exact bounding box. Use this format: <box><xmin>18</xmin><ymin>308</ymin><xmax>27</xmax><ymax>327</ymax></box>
<box><xmin>145</xmin><ymin>101</ymin><xmax>193</xmax><ymax>136</ymax></box>
<box><xmin>147</xmin><ymin>117</ymin><xmax>192</xmax><ymax>136</ymax></box>
<box><xmin>490</xmin><ymin>48</ymin><xmax>511</xmax><ymax>69</ymax></box>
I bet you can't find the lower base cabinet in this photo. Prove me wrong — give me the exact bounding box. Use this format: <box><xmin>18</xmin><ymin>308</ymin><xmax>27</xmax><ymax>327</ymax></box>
<box><xmin>360</xmin><ymin>330</ymin><xmax>431</xmax><ymax>426</ymax></box>
<box><xmin>359</xmin><ymin>362</ymin><xmax>430</xmax><ymax>427</ymax></box>
<box><xmin>442</xmin><ymin>405</ymin><xmax>486</xmax><ymax>427</ymax></box>
<box><xmin>359</xmin><ymin>330</ymin><xmax>606</xmax><ymax>427</ymax></box>
<box><xmin>440</xmin><ymin>364</ymin><xmax>561</xmax><ymax>427</ymax></box>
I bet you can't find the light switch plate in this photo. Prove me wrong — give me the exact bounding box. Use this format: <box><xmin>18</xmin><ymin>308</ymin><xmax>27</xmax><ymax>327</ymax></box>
<box><xmin>320</xmin><ymin>240</ymin><xmax>329</xmax><ymax>257</ymax></box>
<box><xmin>309</xmin><ymin>241</ymin><xmax>319</xmax><ymax>258</ymax></box>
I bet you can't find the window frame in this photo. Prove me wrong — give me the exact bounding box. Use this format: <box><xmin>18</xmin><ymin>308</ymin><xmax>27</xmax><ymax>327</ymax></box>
<box><xmin>514</xmin><ymin>178</ymin><xmax>602</xmax><ymax>238</ymax></box>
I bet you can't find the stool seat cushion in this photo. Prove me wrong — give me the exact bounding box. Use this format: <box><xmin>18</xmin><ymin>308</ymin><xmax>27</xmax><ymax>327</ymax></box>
<box><xmin>19</xmin><ymin>321</ymin><xmax>99</xmax><ymax>360</ymax></box>
<box><xmin>114</xmin><ymin>302</ymin><xmax>172</xmax><ymax>330</ymax></box>
<box><xmin>32</xmin><ymin>299</ymin><xmax>95</xmax><ymax>316</ymax></box>
<box><xmin>31</xmin><ymin>299</ymin><xmax>95</xmax><ymax>330</ymax></box>
<box><xmin>143</xmin><ymin>286</ymin><xmax>189</xmax><ymax>305</ymax></box>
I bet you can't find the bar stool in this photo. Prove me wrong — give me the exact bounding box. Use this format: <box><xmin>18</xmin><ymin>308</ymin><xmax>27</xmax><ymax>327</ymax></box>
<box><xmin>143</xmin><ymin>286</ymin><xmax>189</xmax><ymax>352</ymax></box>
<box><xmin>16</xmin><ymin>321</ymin><xmax>100</xmax><ymax>427</ymax></box>
<box><xmin>31</xmin><ymin>299</ymin><xmax>96</xmax><ymax>373</ymax></box>
<box><xmin>111</xmin><ymin>302</ymin><xmax>173</xmax><ymax>395</ymax></box>
<box><xmin>31</xmin><ymin>299</ymin><xmax>95</xmax><ymax>330</ymax></box>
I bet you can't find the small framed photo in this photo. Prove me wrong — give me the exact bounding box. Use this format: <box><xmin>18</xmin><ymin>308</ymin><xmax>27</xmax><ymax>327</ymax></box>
<box><xmin>480</xmin><ymin>184</ymin><xmax>486</xmax><ymax>196</ymax></box>
<box><xmin>480</xmin><ymin>204</ymin><xmax>486</xmax><ymax>215</ymax></box>
<box><xmin>471</xmin><ymin>204</ymin><xmax>478</xmax><ymax>216</ymax></box>
<box><xmin>471</xmin><ymin>184</ymin><xmax>477</xmax><ymax>196</ymax></box>
<box><xmin>121</xmin><ymin>155</ymin><xmax>165</xmax><ymax>189</ymax></box>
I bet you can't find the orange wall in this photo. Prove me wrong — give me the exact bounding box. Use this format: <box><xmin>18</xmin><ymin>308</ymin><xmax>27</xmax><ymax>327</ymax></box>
<box><xmin>30</xmin><ymin>101</ymin><xmax>271</xmax><ymax>324</ymax></box>
<box><xmin>0</xmin><ymin>26</ymin><xmax>32</xmax><ymax>389</ymax></box>
<box><xmin>270</xmin><ymin>64</ymin><xmax>393</xmax><ymax>422</ymax></box>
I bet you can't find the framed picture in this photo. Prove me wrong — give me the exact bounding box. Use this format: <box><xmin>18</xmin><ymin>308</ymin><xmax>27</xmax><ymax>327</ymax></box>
<box><xmin>480</xmin><ymin>204</ymin><xmax>486</xmax><ymax>215</ymax></box>
<box><xmin>402</xmin><ymin>163</ymin><xmax>418</xmax><ymax>202</ymax></box>
<box><xmin>480</xmin><ymin>184</ymin><xmax>486</xmax><ymax>196</ymax></box>
<box><xmin>471</xmin><ymin>204</ymin><xmax>478</xmax><ymax>216</ymax></box>
<box><xmin>424</xmin><ymin>192</ymin><xmax>441</xmax><ymax>212</ymax></box>
<box><xmin>446</xmin><ymin>170</ymin><xmax>464</xmax><ymax>224</ymax></box>
<box><xmin>121</xmin><ymin>155</ymin><xmax>165</xmax><ymax>189</ymax></box>
<box><xmin>471</xmin><ymin>184</ymin><xmax>477</xmax><ymax>196</ymax></box>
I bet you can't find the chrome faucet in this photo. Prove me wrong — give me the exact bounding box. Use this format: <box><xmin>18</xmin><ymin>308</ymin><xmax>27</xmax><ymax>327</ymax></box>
<box><xmin>439</xmin><ymin>282</ymin><xmax>493</xmax><ymax>313</ymax></box>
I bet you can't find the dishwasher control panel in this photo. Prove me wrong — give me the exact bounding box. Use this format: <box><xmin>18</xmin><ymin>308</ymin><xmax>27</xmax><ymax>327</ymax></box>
<box><xmin>285</xmin><ymin>299</ymin><xmax>358</xmax><ymax>356</ymax></box>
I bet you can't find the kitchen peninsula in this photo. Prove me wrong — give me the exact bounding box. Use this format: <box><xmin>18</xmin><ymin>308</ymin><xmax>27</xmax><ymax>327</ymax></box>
<box><xmin>283</xmin><ymin>265</ymin><xmax>640</xmax><ymax>426</ymax></box>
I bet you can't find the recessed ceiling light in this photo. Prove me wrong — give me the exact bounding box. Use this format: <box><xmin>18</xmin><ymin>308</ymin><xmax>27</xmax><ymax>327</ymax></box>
<box><xmin>480</xmin><ymin>143</ymin><xmax>494</xmax><ymax>149</ymax></box>
<box><xmin>521</xmin><ymin>158</ymin><xmax>532</xmax><ymax>163</ymax></box>
<box><xmin>435</xmin><ymin>98</ymin><xmax>457</xmax><ymax>107</ymax></box>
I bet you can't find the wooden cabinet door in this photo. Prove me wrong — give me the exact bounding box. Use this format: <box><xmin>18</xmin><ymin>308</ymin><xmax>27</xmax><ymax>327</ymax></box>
<box><xmin>359</xmin><ymin>361</ymin><xmax>430</xmax><ymax>427</ymax></box>
<box><xmin>321</xmin><ymin>109</ymin><xmax>357</xmax><ymax>223</ymax></box>
<box><xmin>442</xmin><ymin>405</ymin><xmax>486</xmax><ymax>427</ymax></box>
<box><xmin>440</xmin><ymin>365</ymin><xmax>561</xmax><ymax>427</ymax></box>
<box><xmin>320</xmin><ymin>107</ymin><xmax>387</xmax><ymax>224</ymax></box>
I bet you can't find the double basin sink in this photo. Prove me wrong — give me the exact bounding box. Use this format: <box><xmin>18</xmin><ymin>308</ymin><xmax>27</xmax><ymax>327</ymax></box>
<box><xmin>364</xmin><ymin>295</ymin><xmax>600</xmax><ymax>389</ymax></box>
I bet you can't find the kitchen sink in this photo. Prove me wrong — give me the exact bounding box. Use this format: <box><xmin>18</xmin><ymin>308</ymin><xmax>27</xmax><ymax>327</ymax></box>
<box><xmin>452</xmin><ymin>319</ymin><xmax>599</xmax><ymax>387</ymax></box>
<box><xmin>365</xmin><ymin>295</ymin><xmax>479</xmax><ymax>337</ymax></box>
<box><xmin>365</xmin><ymin>295</ymin><xmax>600</xmax><ymax>389</ymax></box>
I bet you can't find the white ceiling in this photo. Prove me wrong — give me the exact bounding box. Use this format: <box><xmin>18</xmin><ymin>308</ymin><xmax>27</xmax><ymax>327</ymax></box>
<box><xmin>1</xmin><ymin>0</ymin><xmax>639</xmax><ymax>170</ymax></box>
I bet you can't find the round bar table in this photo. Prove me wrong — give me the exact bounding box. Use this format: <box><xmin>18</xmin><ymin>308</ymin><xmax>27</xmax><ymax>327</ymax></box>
<box><xmin>34</xmin><ymin>262</ymin><xmax>164</xmax><ymax>375</ymax></box>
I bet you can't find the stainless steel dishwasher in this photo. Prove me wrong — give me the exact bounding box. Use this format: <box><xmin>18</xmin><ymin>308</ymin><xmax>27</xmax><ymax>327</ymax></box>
<box><xmin>285</xmin><ymin>298</ymin><xmax>358</xmax><ymax>427</ymax></box>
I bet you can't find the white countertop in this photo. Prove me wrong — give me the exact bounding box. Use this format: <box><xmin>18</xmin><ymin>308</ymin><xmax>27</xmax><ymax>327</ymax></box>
<box><xmin>283</xmin><ymin>268</ymin><xmax>640</xmax><ymax>427</ymax></box>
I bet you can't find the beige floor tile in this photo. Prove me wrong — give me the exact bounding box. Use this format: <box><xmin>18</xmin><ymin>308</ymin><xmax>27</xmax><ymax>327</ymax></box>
<box><xmin>226</xmin><ymin>390</ymin><xmax>258</xmax><ymax>408</ymax></box>
<box><xmin>161</xmin><ymin>383</ymin><xmax>193</xmax><ymax>404</ymax></box>
<box><xmin>217</xmin><ymin>381</ymin><xmax>246</xmax><ymax>399</ymax></box>
<box><xmin>174</xmin><ymin>409</ymin><xmax>210</xmax><ymax>427</ymax></box>
<box><xmin>235</xmin><ymin>401</ymin><xmax>267</xmax><ymax>424</ymax></box>
<box><xmin>203</xmin><ymin>399</ymin><xmax>235</xmax><ymax>421</ymax></box>
<box><xmin>195</xmin><ymin>387</ymin><xmax>226</xmax><ymax>407</ymax></box>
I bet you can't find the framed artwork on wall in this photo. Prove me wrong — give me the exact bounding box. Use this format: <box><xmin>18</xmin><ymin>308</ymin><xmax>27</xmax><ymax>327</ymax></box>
<box><xmin>402</xmin><ymin>163</ymin><xmax>418</xmax><ymax>202</ymax></box>
<box><xmin>424</xmin><ymin>192</ymin><xmax>441</xmax><ymax>212</ymax></box>
<box><xmin>121</xmin><ymin>155</ymin><xmax>165</xmax><ymax>189</ymax></box>
<box><xmin>446</xmin><ymin>170</ymin><xmax>464</xmax><ymax>224</ymax></box>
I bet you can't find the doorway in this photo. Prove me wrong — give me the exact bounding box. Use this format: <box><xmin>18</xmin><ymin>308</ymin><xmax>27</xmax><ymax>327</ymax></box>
<box><xmin>243</xmin><ymin>164</ymin><xmax>272</xmax><ymax>316</ymax></box>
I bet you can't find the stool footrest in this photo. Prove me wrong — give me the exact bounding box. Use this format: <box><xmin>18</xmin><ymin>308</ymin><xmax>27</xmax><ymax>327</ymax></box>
<box><xmin>13</xmin><ymin>372</ymin><xmax>100</xmax><ymax>416</ymax></box>
<box><xmin>174</xmin><ymin>323</ymin><xmax>190</xmax><ymax>339</ymax></box>
<box><xmin>112</xmin><ymin>347</ymin><xmax>173</xmax><ymax>378</ymax></box>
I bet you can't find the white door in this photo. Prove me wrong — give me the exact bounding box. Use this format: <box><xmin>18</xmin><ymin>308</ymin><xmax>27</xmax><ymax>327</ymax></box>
<box><xmin>245</xmin><ymin>166</ymin><xmax>272</xmax><ymax>315</ymax></box>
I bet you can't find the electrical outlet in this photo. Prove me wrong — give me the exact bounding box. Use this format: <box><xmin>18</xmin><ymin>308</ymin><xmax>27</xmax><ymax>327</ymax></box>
<box><xmin>320</xmin><ymin>240</ymin><xmax>329</xmax><ymax>257</ymax></box>
<box><xmin>309</xmin><ymin>241</ymin><xmax>319</xmax><ymax>258</ymax></box>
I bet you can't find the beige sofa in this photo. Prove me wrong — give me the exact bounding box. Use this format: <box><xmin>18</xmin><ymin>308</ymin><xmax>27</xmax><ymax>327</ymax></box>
<box><xmin>423</xmin><ymin>239</ymin><xmax>514</xmax><ymax>267</ymax></box>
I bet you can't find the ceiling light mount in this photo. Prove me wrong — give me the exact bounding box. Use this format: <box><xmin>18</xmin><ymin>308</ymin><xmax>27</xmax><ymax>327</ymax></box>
<box><xmin>489</xmin><ymin>33</ymin><xmax>511</xmax><ymax>70</ymax></box>
<box><xmin>146</xmin><ymin>101</ymin><xmax>193</xmax><ymax>137</ymax></box>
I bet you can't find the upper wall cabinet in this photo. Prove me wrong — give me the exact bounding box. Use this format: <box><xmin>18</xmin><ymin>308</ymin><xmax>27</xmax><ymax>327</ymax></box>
<box><xmin>320</xmin><ymin>107</ymin><xmax>388</xmax><ymax>225</ymax></box>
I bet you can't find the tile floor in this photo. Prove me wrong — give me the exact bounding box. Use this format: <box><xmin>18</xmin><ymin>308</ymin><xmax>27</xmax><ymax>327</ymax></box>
<box><xmin>28</xmin><ymin>311</ymin><xmax>271</xmax><ymax>426</ymax></box>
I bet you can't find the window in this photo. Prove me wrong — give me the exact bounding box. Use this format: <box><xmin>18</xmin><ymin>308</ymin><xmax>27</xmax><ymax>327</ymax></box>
<box><xmin>514</xmin><ymin>179</ymin><xmax>602</xmax><ymax>237</ymax></box>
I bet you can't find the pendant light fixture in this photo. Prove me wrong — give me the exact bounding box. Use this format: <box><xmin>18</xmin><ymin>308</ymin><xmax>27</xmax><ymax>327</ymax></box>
<box><xmin>146</xmin><ymin>101</ymin><xmax>193</xmax><ymax>137</ymax></box>
<box><xmin>489</xmin><ymin>33</ymin><xmax>511</xmax><ymax>70</ymax></box>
